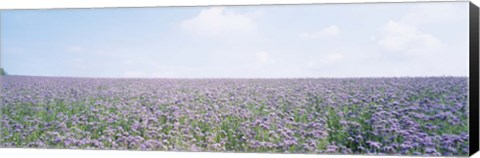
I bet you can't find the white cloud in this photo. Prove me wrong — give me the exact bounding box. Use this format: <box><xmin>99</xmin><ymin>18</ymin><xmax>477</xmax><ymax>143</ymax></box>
<box><xmin>376</xmin><ymin>21</ymin><xmax>442</xmax><ymax>56</ymax></box>
<box><xmin>373</xmin><ymin>3</ymin><xmax>455</xmax><ymax>58</ymax></box>
<box><xmin>320</xmin><ymin>25</ymin><xmax>341</xmax><ymax>36</ymax></box>
<box><xmin>255</xmin><ymin>51</ymin><xmax>274</xmax><ymax>64</ymax></box>
<box><xmin>180</xmin><ymin>7</ymin><xmax>256</xmax><ymax>37</ymax></box>
<box><xmin>299</xmin><ymin>25</ymin><xmax>340</xmax><ymax>39</ymax></box>
<box><xmin>369</xmin><ymin>3</ymin><xmax>468</xmax><ymax>77</ymax></box>
<box><xmin>373</xmin><ymin>3</ymin><xmax>467</xmax><ymax>58</ymax></box>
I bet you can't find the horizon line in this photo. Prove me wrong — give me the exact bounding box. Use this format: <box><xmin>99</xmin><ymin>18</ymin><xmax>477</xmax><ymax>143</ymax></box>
<box><xmin>1</xmin><ymin>74</ymin><xmax>470</xmax><ymax>79</ymax></box>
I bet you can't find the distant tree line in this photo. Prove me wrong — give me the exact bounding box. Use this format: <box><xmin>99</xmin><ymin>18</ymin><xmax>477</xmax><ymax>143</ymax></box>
<box><xmin>0</xmin><ymin>68</ymin><xmax>7</xmax><ymax>76</ymax></box>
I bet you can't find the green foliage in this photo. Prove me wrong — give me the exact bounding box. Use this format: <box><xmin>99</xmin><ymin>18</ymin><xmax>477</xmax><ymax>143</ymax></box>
<box><xmin>0</xmin><ymin>68</ymin><xmax>6</xmax><ymax>76</ymax></box>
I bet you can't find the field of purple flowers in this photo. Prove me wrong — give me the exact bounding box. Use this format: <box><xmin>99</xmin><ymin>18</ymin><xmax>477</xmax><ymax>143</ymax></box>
<box><xmin>0</xmin><ymin>76</ymin><xmax>469</xmax><ymax>156</ymax></box>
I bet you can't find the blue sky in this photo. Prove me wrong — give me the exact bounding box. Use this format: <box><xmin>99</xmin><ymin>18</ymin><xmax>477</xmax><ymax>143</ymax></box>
<box><xmin>0</xmin><ymin>2</ymin><xmax>469</xmax><ymax>78</ymax></box>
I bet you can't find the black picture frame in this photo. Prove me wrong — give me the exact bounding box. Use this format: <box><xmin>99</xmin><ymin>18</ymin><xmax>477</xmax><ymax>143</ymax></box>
<box><xmin>469</xmin><ymin>1</ymin><xmax>479</xmax><ymax>156</ymax></box>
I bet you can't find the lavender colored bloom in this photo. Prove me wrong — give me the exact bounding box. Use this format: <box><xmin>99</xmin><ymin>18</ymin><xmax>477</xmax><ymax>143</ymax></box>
<box><xmin>326</xmin><ymin>145</ymin><xmax>338</xmax><ymax>153</ymax></box>
<box><xmin>0</xmin><ymin>76</ymin><xmax>469</xmax><ymax>156</ymax></box>
<box><xmin>366</xmin><ymin>141</ymin><xmax>382</xmax><ymax>149</ymax></box>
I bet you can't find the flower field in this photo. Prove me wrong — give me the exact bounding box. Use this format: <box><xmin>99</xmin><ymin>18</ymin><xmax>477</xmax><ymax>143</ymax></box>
<box><xmin>0</xmin><ymin>76</ymin><xmax>469</xmax><ymax>156</ymax></box>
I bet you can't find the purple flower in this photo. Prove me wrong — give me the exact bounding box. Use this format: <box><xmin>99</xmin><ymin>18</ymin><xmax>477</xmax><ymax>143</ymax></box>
<box><xmin>366</xmin><ymin>141</ymin><xmax>382</xmax><ymax>149</ymax></box>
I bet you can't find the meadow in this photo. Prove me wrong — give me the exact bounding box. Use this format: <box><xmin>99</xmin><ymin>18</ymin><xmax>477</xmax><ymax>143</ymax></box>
<box><xmin>0</xmin><ymin>76</ymin><xmax>469</xmax><ymax>156</ymax></box>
